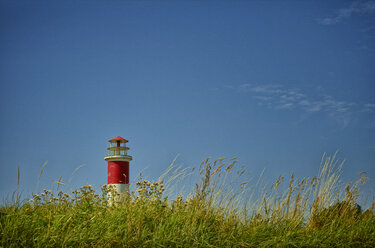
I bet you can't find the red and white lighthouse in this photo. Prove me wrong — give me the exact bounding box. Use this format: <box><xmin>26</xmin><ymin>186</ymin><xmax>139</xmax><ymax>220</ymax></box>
<box><xmin>104</xmin><ymin>136</ymin><xmax>132</xmax><ymax>201</ymax></box>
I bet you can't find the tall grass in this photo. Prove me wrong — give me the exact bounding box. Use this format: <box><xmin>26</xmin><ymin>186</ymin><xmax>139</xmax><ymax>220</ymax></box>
<box><xmin>1</xmin><ymin>153</ymin><xmax>374</xmax><ymax>247</ymax></box>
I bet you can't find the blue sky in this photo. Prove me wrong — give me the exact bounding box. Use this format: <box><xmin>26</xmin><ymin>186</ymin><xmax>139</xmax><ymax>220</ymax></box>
<box><xmin>1</xmin><ymin>0</ymin><xmax>374</xmax><ymax>204</ymax></box>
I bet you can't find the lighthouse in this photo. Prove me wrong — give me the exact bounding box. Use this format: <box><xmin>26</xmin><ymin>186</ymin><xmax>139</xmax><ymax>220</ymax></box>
<box><xmin>104</xmin><ymin>136</ymin><xmax>132</xmax><ymax>202</ymax></box>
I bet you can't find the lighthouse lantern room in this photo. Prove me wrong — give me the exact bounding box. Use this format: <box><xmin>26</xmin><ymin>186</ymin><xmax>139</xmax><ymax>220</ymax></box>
<box><xmin>104</xmin><ymin>136</ymin><xmax>132</xmax><ymax>202</ymax></box>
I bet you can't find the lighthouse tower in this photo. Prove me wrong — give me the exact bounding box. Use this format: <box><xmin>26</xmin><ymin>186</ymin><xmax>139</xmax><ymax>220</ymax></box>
<box><xmin>104</xmin><ymin>136</ymin><xmax>132</xmax><ymax>202</ymax></box>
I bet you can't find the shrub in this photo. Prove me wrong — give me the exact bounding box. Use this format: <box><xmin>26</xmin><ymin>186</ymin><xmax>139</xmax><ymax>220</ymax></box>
<box><xmin>309</xmin><ymin>200</ymin><xmax>363</xmax><ymax>228</ymax></box>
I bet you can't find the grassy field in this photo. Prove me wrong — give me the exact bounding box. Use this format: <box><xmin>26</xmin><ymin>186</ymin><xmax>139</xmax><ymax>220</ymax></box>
<box><xmin>1</xmin><ymin>154</ymin><xmax>375</xmax><ymax>247</ymax></box>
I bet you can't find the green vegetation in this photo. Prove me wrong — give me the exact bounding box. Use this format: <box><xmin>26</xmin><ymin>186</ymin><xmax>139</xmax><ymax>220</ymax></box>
<box><xmin>1</xmin><ymin>153</ymin><xmax>375</xmax><ymax>247</ymax></box>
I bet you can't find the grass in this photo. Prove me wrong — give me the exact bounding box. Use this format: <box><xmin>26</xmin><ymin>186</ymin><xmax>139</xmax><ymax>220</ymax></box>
<box><xmin>1</xmin><ymin>153</ymin><xmax>374</xmax><ymax>247</ymax></box>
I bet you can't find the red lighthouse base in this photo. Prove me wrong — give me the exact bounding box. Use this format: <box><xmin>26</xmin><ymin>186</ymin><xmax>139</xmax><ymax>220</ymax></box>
<box><xmin>108</xmin><ymin>161</ymin><xmax>129</xmax><ymax>184</ymax></box>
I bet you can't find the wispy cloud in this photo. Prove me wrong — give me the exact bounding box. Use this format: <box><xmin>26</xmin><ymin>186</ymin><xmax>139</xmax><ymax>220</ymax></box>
<box><xmin>233</xmin><ymin>83</ymin><xmax>374</xmax><ymax>128</ymax></box>
<box><xmin>362</xmin><ymin>103</ymin><xmax>375</xmax><ymax>112</ymax></box>
<box><xmin>317</xmin><ymin>1</ymin><xmax>375</xmax><ymax>25</ymax></box>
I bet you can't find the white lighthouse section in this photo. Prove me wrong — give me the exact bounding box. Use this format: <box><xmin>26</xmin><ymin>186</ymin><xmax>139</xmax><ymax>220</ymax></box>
<box><xmin>107</xmin><ymin>184</ymin><xmax>130</xmax><ymax>204</ymax></box>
